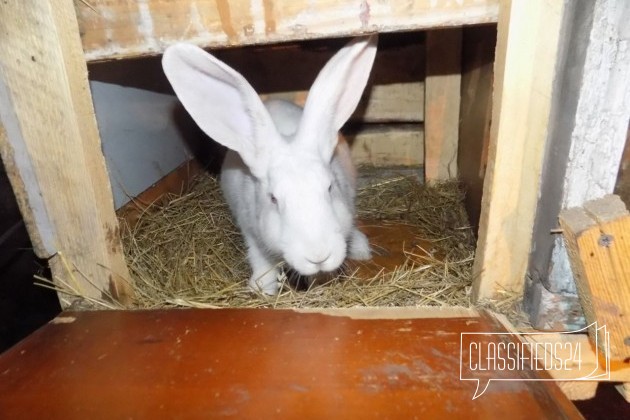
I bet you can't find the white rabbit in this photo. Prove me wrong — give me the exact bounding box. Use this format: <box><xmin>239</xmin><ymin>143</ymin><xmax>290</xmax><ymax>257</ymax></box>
<box><xmin>162</xmin><ymin>36</ymin><xmax>376</xmax><ymax>294</ymax></box>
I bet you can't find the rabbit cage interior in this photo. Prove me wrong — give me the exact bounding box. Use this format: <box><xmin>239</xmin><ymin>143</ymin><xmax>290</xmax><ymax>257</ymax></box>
<box><xmin>74</xmin><ymin>28</ymin><xmax>501</xmax><ymax>312</ymax></box>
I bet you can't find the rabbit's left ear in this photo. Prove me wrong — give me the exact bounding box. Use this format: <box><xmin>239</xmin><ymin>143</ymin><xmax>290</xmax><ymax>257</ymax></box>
<box><xmin>298</xmin><ymin>35</ymin><xmax>378</xmax><ymax>159</ymax></box>
<box><xmin>162</xmin><ymin>43</ymin><xmax>278</xmax><ymax>178</ymax></box>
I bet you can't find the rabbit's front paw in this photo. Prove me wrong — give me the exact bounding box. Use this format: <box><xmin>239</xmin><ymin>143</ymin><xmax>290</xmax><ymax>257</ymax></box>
<box><xmin>348</xmin><ymin>228</ymin><xmax>372</xmax><ymax>260</ymax></box>
<box><xmin>248</xmin><ymin>268</ymin><xmax>280</xmax><ymax>295</ymax></box>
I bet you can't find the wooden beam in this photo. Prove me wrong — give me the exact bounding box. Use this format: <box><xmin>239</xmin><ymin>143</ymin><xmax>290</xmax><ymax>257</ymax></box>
<box><xmin>424</xmin><ymin>28</ymin><xmax>462</xmax><ymax>182</ymax></box>
<box><xmin>0</xmin><ymin>0</ymin><xmax>133</xmax><ymax>305</ymax></box>
<box><xmin>472</xmin><ymin>0</ymin><xmax>565</xmax><ymax>301</ymax></box>
<box><xmin>75</xmin><ymin>0</ymin><xmax>500</xmax><ymax>61</ymax></box>
<box><xmin>559</xmin><ymin>195</ymin><xmax>630</xmax><ymax>361</ymax></box>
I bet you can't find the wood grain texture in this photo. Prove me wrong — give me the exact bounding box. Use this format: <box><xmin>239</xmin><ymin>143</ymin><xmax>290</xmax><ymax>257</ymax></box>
<box><xmin>74</xmin><ymin>0</ymin><xmax>499</xmax><ymax>61</ymax></box>
<box><xmin>472</xmin><ymin>0</ymin><xmax>565</xmax><ymax>301</ymax></box>
<box><xmin>347</xmin><ymin>124</ymin><xmax>424</xmax><ymax>167</ymax></box>
<box><xmin>424</xmin><ymin>28</ymin><xmax>462</xmax><ymax>182</ymax></box>
<box><xmin>0</xmin><ymin>308</ymin><xmax>582</xmax><ymax>418</ymax></box>
<box><xmin>0</xmin><ymin>0</ymin><xmax>133</xmax><ymax>305</ymax></box>
<box><xmin>559</xmin><ymin>195</ymin><xmax>630</xmax><ymax>360</ymax></box>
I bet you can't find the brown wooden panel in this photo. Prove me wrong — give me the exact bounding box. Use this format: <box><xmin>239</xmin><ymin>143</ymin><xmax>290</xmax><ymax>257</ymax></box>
<box><xmin>0</xmin><ymin>309</ymin><xmax>581</xmax><ymax>418</ymax></box>
<box><xmin>74</xmin><ymin>0</ymin><xmax>499</xmax><ymax>61</ymax></box>
<box><xmin>424</xmin><ymin>28</ymin><xmax>462</xmax><ymax>182</ymax></box>
<box><xmin>458</xmin><ymin>24</ymin><xmax>496</xmax><ymax>232</ymax></box>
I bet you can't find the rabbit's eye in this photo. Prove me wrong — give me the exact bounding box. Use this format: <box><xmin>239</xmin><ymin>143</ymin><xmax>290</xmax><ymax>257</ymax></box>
<box><xmin>270</xmin><ymin>194</ymin><xmax>278</xmax><ymax>205</ymax></box>
<box><xmin>328</xmin><ymin>183</ymin><xmax>333</xmax><ymax>193</ymax></box>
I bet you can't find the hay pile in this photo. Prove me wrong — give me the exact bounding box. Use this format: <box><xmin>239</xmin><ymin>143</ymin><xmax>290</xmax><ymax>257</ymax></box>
<box><xmin>116</xmin><ymin>171</ymin><xmax>477</xmax><ymax>309</ymax></box>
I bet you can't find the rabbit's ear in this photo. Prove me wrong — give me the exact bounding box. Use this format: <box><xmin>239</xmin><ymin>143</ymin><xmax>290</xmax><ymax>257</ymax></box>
<box><xmin>162</xmin><ymin>43</ymin><xmax>277</xmax><ymax>177</ymax></box>
<box><xmin>298</xmin><ymin>35</ymin><xmax>378</xmax><ymax>158</ymax></box>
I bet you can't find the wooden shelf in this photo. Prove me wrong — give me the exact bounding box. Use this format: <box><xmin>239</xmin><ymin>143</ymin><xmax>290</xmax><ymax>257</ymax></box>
<box><xmin>0</xmin><ymin>308</ymin><xmax>581</xmax><ymax>418</ymax></box>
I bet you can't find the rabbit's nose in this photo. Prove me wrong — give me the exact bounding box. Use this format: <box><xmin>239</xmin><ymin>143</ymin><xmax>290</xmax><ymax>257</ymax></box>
<box><xmin>306</xmin><ymin>252</ymin><xmax>331</xmax><ymax>265</ymax></box>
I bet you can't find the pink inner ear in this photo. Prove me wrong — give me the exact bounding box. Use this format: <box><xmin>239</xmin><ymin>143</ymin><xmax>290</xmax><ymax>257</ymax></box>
<box><xmin>162</xmin><ymin>43</ymin><xmax>278</xmax><ymax>178</ymax></box>
<box><xmin>297</xmin><ymin>36</ymin><xmax>377</xmax><ymax>158</ymax></box>
<box><xmin>335</xmin><ymin>135</ymin><xmax>358</xmax><ymax>190</ymax></box>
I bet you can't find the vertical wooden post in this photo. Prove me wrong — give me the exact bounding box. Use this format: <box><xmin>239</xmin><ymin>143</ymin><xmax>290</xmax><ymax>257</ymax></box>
<box><xmin>0</xmin><ymin>0</ymin><xmax>133</xmax><ymax>305</ymax></box>
<box><xmin>472</xmin><ymin>0</ymin><xmax>566</xmax><ymax>301</ymax></box>
<box><xmin>424</xmin><ymin>28</ymin><xmax>462</xmax><ymax>182</ymax></box>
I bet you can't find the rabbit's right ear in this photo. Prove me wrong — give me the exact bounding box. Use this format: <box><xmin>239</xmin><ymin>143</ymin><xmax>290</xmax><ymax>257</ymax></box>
<box><xmin>162</xmin><ymin>44</ymin><xmax>277</xmax><ymax>177</ymax></box>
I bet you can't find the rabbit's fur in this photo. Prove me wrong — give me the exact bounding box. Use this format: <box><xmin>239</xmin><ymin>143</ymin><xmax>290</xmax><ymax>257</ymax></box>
<box><xmin>162</xmin><ymin>36</ymin><xmax>376</xmax><ymax>294</ymax></box>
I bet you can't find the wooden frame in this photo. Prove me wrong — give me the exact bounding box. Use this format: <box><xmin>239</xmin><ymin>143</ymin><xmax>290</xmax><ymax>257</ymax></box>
<box><xmin>76</xmin><ymin>0</ymin><xmax>499</xmax><ymax>61</ymax></box>
<box><xmin>471</xmin><ymin>0</ymin><xmax>566</xmax><ymax>301</ymax></box>
<box><xmin>0</xmin><ymin>0</ymin><xmax>134</xmax><ymax>305</ymax></box>
<box><xmin>0</xmin><ymin>0</ymin><xmax>572</xmax><ymax>306</ymax></box>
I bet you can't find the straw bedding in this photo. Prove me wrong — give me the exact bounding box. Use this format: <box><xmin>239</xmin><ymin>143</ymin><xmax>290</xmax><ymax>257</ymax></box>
<box><xmin>40</xmin><ymin>169</ymin><xmax>527</xmax><ymax>324</ymax></box>
<box><xmin>120</xmin><ymin>170</ymin><xmax>475</xmax><ymax>308</ymax></box>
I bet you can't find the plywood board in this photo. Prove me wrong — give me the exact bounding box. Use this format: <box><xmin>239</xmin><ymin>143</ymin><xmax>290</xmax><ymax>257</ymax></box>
<box><xmin>75</xmin><ymin>0</ymin><xmax>500</xmax><ymax>61</ymax></box>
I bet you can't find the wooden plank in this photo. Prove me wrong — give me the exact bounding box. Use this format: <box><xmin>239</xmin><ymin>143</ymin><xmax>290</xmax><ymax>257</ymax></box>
<box><xmin>458</xmin><ymin>25</ymin><xmax>496</xmax><ymax>232</ymax></box>
<box><xmin>346</xmin><ymin>124</ymin><xmax>424</xmax><ymax>167</ymax></box>
<box><xmin>296</xmin><ymin>306</ymin><xmax>478</xmax><ymax>319</ymax></box>
<box><xmin>472</xmin><ymin>0</ymin><xmax>566</xmax><ymax>301</ymax></box>
<box><xmin>74</xmin><ymin>0</ymin><xmax>500</xmax><ymax>61</ymax></box>
<box><xmin>0</xmin><ymin>0</ymin><xmax>133</xmax><ymax>305</ymax></box>
<box><xmin>424</xmin><ymin>28</ymin><xmax>462</xmax><ymax>182</ymax></box>
<box><xmin>0</xmin><ymin>308</ymin><xmax>582</xmax><ymax>418</ymax></box>
<box><xmin>559</xmin><ymin>195</ymin><xmax>630</xmax><ymax>360</ymax></box>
